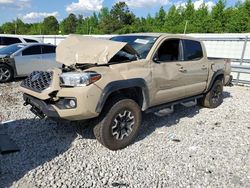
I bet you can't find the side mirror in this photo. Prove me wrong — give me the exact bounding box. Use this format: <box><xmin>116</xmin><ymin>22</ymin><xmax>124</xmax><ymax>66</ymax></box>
<box><xmin>153</xmin><ymin>57</ymin><xmax>161</xmax><ymax>64</ymax></box>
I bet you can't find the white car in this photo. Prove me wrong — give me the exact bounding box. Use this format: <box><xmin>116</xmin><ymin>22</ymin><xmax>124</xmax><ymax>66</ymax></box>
<box><xmin>0</xmin><ymin>43</ymin><xmax>60</xmax><ymax>83</ymax></box>
<box><xmin>0</xmin><ymin>35</ymin><xmax>41</xmax><ymax>49</ymax></box>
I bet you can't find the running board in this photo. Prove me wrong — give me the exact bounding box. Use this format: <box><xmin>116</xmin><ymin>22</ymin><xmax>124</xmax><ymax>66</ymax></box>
<box><xmin>154</xmin><ymin>105</ymin><xmax>174</xmax><ymax>116</ymax></box>
<box><xmin>146</xmin><ymin>94</ymin><xmax>203</xmax><ymax>114</ymax></box>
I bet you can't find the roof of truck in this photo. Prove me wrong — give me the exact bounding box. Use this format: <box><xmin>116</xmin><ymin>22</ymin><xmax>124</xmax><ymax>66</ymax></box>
<box><xmin>119</xmin><ymin>33</ymin><xmax>200</xmax><ymax>40</ymax></box>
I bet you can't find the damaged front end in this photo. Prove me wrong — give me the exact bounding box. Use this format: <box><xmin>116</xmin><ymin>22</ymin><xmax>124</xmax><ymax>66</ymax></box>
<box><xmin>0</xmin><ymin>55</ymin><xmax>14</xmax><ymax>69</ymax></box>
<box><xmin>20</xmin><ymin>68</ymin><xmax>62</xmax><ymax>119</ymax></box>
<box><xmin>20</xmin><ymin>35</ymin><xmax>140</xmax><ymax>121</ymax></box>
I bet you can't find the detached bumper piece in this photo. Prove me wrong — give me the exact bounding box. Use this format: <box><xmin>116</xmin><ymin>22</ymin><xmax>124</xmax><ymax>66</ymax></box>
<box><xmin>23</xmin><ymin>94</ymin><xmax>60</xmax><ymax>119</ymax></box>
<box><xmin>0</xmin><ymin>134</ymin><xmax>19</xmax><ymax>155</ymax></box>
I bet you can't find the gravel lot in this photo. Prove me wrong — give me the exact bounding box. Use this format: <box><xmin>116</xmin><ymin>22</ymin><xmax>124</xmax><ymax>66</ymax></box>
<box><xmin>0</xmin><ymin>81</ymin><xmax>250</xmax><ymax>188</ymax></box>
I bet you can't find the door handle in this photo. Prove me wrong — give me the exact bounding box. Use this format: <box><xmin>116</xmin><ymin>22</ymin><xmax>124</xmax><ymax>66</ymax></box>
<box><xmin>201</xmin><ymin>67</ymin><xmax>208</xmax><ymax>70</ymax></box>
<box><xmin>179</xmin><ymin>67</ymin><xmax>187</xmax><ymax>73</ymax></box>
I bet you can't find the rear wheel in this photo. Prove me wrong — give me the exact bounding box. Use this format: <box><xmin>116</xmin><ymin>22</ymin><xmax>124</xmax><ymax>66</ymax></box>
<box><xmin>202</xmin><ymin>79</ymin><xmax>223</xmax><ymax>108</ymax></box>
<box><xmin>93</xmin><ymin>98</ymin><xmax>142</xmax><ymax>150</ymax></box>
<box><xmin>0</xmin><ymin>64</ymin><xmax>13</xmax><ymax>83</ymax></box>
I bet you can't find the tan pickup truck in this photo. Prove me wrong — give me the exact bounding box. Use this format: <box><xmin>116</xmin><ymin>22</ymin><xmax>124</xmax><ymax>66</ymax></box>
<box><xmin>20</xmin><ymin>34</ymin><xmax>232</xmax><ymax>150</ymax></box>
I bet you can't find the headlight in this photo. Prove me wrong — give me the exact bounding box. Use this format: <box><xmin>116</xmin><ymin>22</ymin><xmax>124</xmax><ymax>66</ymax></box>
<box><xmin>60</xmin><ymin>72</ymin><xmax>101</xmax><ymax>87</ymax></box>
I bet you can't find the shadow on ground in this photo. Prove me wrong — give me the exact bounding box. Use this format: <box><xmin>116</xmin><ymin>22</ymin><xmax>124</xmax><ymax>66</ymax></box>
<box><xmin>0</xmin><ymin>119</ymin><xmax>93</xmax><ymax>187</ymax></box>
<box><xmin>0</xmin><ymin>91</ymin><xmax>232</xmax><ymax>187</ymax></box>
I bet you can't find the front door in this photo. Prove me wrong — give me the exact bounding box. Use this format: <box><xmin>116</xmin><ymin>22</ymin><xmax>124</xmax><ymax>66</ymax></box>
<box><xmin>151</xmin><ymin>38</ymin><xmax>188</xmax><ymax>106</ymax></box>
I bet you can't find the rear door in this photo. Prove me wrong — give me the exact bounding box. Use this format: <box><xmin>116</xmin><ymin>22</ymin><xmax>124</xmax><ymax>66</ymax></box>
<box><xmin>181</xmin><ymin>39</ymin><xmax>208</xmax><ymax>96</ymax></box>
<box><xmin>41</xmin><ymin>45</ymin><xmax>59</xmax><ymax>70</ymax></box>
<box><xmin>14</xmin><ymin>45</ymin><xmax>42</xmax><ymax>76</ymax></box>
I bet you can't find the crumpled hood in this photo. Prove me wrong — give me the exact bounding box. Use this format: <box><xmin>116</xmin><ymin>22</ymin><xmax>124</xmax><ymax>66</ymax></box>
<box><xmin>56</xmin><ymin>35</ymin><xmax>137</xmax><ymax>66</ymax></box>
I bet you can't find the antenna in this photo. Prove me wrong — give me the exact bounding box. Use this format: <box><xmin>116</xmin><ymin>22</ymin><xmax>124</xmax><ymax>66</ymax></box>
<box><xmin>184</xmin><ymin>20</ymin><xmax>188</xmax><ymax>34</ymax></box>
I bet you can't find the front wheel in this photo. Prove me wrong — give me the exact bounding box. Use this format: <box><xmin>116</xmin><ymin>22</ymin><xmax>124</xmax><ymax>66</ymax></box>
<box><xmin>202</xmin><ymin>79</ymin><xmax>224</xmax><ymax>108</ymax></box>
<box><xmin>0</xmin><ymin>64</ymin><xmax>13</xmax><ymax>83</ymax></box>
<box><xmin>93</xmin><ymin>98</ymin><xmax>142</xmax><ymax>150</ymax></box>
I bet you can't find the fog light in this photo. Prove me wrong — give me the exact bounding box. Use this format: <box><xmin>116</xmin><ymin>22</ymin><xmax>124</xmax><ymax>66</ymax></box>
<box><xmin>68</xmin><ymin>99</ymin><xmax>76</xmax><ymax>108</ymax></box>
<box><xmin>64</xmin><ymin>99</ymin><xmax>77</xmax><ymax>109</ymax></box>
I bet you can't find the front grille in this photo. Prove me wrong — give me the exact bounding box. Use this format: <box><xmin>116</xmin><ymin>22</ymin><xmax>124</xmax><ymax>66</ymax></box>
<box><xmin>21</xmin><ymin>71</ymin><xmax>53</xmax><ymax>92</ymax></box>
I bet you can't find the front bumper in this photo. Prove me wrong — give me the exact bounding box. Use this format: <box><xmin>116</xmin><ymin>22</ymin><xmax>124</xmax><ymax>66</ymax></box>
<box><xmin>24</xmin><ymin>94</ymin><xmax>60</xmax><ymax>119</ymax></box>
<box><xmin>21</xmin><ymin>68</ymin><xmax>103</xmax><ymax>121</ymax></box>
<box><xmin>23</xmin><ymin>85</ymin><xmax>101</xmax><ymax>121</ymax></box>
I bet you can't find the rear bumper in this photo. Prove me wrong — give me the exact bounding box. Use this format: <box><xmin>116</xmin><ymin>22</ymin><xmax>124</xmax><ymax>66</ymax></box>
<box><xmin>225</xmin><ymin>75</ymin><xmax>233</xmax><ymax>86</ymax></box>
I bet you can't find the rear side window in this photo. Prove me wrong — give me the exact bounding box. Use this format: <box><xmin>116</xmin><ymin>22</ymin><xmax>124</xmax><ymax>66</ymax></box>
<box><xmin>183</xmin><ymin>40</ymin><xmax>203</xmax><ymax>61</ymax></box>
<box><xmin>24</xmin><ymin>38</ymin><xmax>38</xmax><ymax>43</ymax></box>
<box><xmin>1</xmin><ymin>37</ymin><xmax>22</xmax><ymax>45</ymax></box>
<box><xmin>22</xmin><ymin>45</ymin><xmax>42</xmax><ymax>56</ymax></box>
<box><xmin>42</xmin><ymin>45</ymin><xmax>56</xmax><ymax>54</ymax></box>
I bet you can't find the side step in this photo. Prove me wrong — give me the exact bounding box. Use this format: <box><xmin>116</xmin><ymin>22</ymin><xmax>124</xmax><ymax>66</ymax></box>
<box><xmin>146</xmin><ymin>94</ymin><xmax>203</xmax><ymax>116</ymax></box>
<box><xmin>181</xmin><ymin>99</ymin><xmax>197</xmax><ymax>107</ymax></box>
<box><xmin>154</xmin><ymin>105</ymin><xmax>174</xmax><ymax>117</ymax></box>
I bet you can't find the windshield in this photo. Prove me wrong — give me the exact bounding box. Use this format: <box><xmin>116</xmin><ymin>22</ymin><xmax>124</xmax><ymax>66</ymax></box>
<box><xmin>0</xmin><ymin>44</ymin><xmax>25</xmax><ymax>55</ymax></box>
<box><xmin>110</xmin><ymin>35</ymin><xmax>157</xmax><ymax>59</ymax></box>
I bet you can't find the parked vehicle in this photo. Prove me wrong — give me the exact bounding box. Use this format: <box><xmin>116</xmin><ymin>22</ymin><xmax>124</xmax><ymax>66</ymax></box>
<box><xmin>0</xmin><ymin>43</ymin><xmax>59</xmax><ymax>83</ymax></box>
<box><xmin>20</xmin><ymin>34</ymin><xmax>232</xmax><ymax>150</ymax></box>
<box><xmin>0</xmin><ymin>35</ymin><xmax>41</xmax><ymax>49</ymax></box>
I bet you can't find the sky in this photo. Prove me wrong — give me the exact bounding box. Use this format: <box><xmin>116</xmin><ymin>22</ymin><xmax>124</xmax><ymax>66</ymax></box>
<box><xmin>0</xmin><ymin>0</ymin><xmax>239</xmax><ymax>24</ymax></box>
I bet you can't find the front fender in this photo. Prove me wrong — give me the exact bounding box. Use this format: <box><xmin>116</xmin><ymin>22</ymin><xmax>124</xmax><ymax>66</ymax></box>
<box><xmin>95</xmin><ymin>78</ymin><xmax>149</xmax><ymax>113</ymax></box>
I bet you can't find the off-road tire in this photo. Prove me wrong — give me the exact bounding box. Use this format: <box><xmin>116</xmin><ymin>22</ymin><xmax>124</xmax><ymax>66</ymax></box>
<box><xmin>0</xmin><ymin>64</ymin><xmax>14</xmax><ymax>83</ymax></box>
<box><xmin>93</xmin><ymin>97</ymin><xmax>142</xmax><ymax>150</ymax></box>
<box><xmin>202</xmin><ymin>79</ymin><xmax>224</xmax><ymax>108</ymax></box>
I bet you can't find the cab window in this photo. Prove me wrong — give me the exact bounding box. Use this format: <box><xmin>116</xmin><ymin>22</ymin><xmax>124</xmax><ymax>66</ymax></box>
<box><xmin>155</xmin><ymin>39</ymin><xmax>181</xmax><ymax>62</ymax></box>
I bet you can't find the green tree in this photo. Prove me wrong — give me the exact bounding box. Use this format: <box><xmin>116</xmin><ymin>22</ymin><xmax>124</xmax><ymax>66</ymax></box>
<box><xmin>181</xmin><ymin>0</ymin><xmax>196</xmax><ymax>33</ymax></box>
<box><xmin>15</xmin><ymin>18</ymin><xmax>30</xmax><ymax>34</ymax></box>
<box><xmin>61</xmin><ymin>13</ymin><xmax>77</xmax><ymax>34</ymax></box>
<box><xmin>1</xmin><ymin>22</ymin><xmax>15</xmax><ymax>34</ymax></box>
<box><xmin>211</xmin><ymin>0</ymin><xmax>226</xmax><ymax>32</ymax></box>
<box><xmin>110</xmin><ymin>2</ymin><xmax>135</xmax><ymax>32</ymax></box>
<box><xmin>98</xmin><ymin>7</ymin><xmax>113</xmax><ymax>33</ymax></box>
<box><xmin>155</xmin><ymin>6</ymin><xmax>166</xmax><ymax>30</ymax></box>
<box><xmin>193</xmin><ymin>3</ymin><xmax>211</xmax><ymax>33</ymax></box>
<box><xmin>76</xmin><ymin>15</ymin><xmax>85</xmax><ymax>34</ymax></box>
<box><xmin>0</xmin><ymin>0</ymin><xmax>249</xmax><ymax>34</ymax></box>
<box><xmin>88</xmin><ymin>12</ymin><xmax>100</xmax><ymax>34</ymax></box>
<box><xmin>42</xmin><ymin>16</ymin><xmax>59</xmax><ymax>34</ymax></box>
<box><xmin>165</xmin><ymin>5</ymin><xmax>183</xmax><ymax>33</ymax></box>
<box><xmin>242</xmin><ymin>0</ymin><xmax>250</xmax><ymax>31</ymax></box>
<box><xmin>27</xmin><ymin>23</ymin><xmax>43</xmax><ymax>35</ymax></box>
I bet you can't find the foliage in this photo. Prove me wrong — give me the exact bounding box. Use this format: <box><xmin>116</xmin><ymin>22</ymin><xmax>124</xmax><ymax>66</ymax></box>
<box><xmin>1</xmin><ymin>0</ymin><xmax>250</xmax><ymax>35</ymax></box>
<box><xmin>61</xmin><ymin>13</ymin><xmax>78</xmax><ymax>34</ymax></box>
<box><xmin>42</xmin><ymin>16</ymin><xmax>59</xmax><ymax>34</ymax></box>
